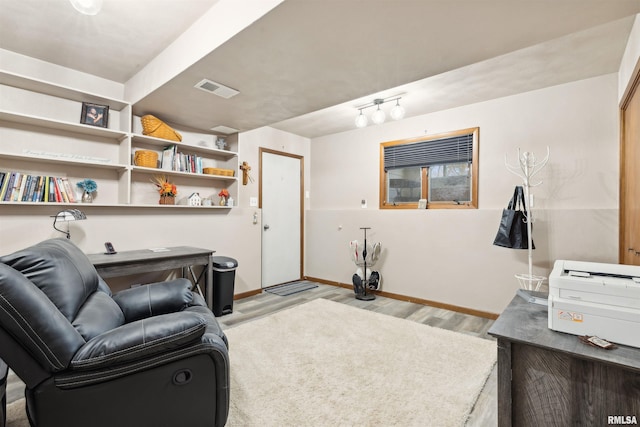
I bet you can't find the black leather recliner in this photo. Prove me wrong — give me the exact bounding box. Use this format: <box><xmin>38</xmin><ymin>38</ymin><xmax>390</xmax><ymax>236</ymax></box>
<box><xmin>0</xmin><ymin>358</ymin><xmax>6</xmax><ymax>427</ymax></box>
<box><xmin>0</xmin><ymin>238</ymin><xmax>230</xmax><ymax>427</ymax></box>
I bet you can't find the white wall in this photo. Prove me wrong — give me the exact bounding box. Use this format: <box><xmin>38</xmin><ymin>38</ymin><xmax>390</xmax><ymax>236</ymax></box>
<box><xmin>0</xmin><ymin>49</ymin><xmax>124</xmax><ymax>100</ymax></box>
<box><xmin>237</xmin><ymin>126</ymin><xmax>311</xmax><ymax>284</ymax></box>
<box><xmin>306</xmin><ymin>74</ymin><xmax>620</xmax><ymax>314</ymax></box>
<box><xmin>237</xmin><ymin>126</ymin><xmax>311</xmax><ymax>211</ymax></box>
<box><xmin>0</xmin><ymin>205</ymin><xmax>262</xmax><ymax>294</ymax></box>
<box><xmin>618</xmin><ymin>14</ymin><xmax>640</xmax><ymax>103</ymax></box>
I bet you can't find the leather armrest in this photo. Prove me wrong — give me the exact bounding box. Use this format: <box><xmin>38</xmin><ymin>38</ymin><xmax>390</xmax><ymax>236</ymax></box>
<box><xmin>112</xmin><ymin>279</ymin><xmax>193</xmax><ymax>322</ymax></box>
<box><xmin>70</xmin><ymin>311</ymin><xmax>206</xmax><ymax>370</ymax></box>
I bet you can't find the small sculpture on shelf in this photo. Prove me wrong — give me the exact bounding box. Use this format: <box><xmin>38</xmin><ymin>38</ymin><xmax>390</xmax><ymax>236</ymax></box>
<box><xmin>218</xmin><ymin>188</ymin><xmax>229</xmax><ymax>206</ymax></box>
<box><xmin>152</xmin><ymin>175</ymin><xmax>178</xmax><ymax>205</ymax></box>
<box><xmin>187</xmin><ymin>192</ymin><xmax>202</xmax><ymax>207</ymax></box>
<box><xmin>76</xmin><ymin>179</ymin><xmax>97</xmax><ymax>203</ymax></box>
<box><xmin>215</xmin><ymin>137</ymin><xmax>227</xmax><ymax>150</ymax></box>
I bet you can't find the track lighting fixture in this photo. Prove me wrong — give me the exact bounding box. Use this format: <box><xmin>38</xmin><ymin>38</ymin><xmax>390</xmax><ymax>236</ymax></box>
<box><xmin>371</xmin><ymin>100</ymin><xmax>386</xmax><ymax>125</ymax></box>
<box><xmin>355</xmin><ymin>110</ymin><xmax>368</xmax><ymax>128</ymax></box>
<box><xmin>355</xmin><ymin>96</ymin><xmax>405</xmax><ymax>128</ymax></box>
<box><xmin>390</xmin><ymin>99</ymin><xmax>406</xmax><ymax>121</ymax></box>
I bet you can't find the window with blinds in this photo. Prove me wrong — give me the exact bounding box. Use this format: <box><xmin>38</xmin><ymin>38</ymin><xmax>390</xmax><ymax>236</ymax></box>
<box><xmin>379</xmin><ymin>127</ymin><xmax>479</xmax><ymax>209</ymax></box>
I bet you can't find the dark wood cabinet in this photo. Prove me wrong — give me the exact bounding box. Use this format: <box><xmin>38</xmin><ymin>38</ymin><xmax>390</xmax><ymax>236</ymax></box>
<box><xmin>489</xmin><ymin>293</ymin><xmax>640</xmax><ymax>426</ymax></box>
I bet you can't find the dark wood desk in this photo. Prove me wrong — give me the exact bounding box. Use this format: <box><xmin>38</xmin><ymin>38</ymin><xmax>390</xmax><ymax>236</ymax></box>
<box><xmin>87</xmin><ymin>246</ymin><xmax>215</xmax><ymax>309</ymax></box>
<box><xmin>488</xmin><ymin>293</ymin><xmax>640</xmax><ymax>426</ymax></box>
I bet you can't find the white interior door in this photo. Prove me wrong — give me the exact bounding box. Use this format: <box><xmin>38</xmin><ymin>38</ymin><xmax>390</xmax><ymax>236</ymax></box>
<box><xmin>261</xmin><ymin>149</ymin><xmax>302</xmax><ymax>288</ymax></box>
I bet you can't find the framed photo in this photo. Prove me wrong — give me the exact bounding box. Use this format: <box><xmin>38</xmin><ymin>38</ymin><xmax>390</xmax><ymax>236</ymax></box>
<box><xmin>80</xmin><ymin>102</ymin><xmax>109</xmax><ymax>128</ymax></box>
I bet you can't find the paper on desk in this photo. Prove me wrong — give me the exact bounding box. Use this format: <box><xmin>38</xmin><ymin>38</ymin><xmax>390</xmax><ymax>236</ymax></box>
<box><xmin>149</xmin><ymin>248</ymin><xmax>171</xmax><ymax>252</ymax></box>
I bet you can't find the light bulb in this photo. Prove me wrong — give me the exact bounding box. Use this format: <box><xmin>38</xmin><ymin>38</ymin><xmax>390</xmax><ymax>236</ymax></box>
<box><xmin>355</xmin><ymin>111</ymin><xmax>368</xmax><ymax>128</ymax></box>
<box><xmin>371</xmin><ymin>106</ymin><xmax>386</xmax><ymax>124</ymax></box>
<box><xmin>69</xmin><ymin>0</ymin><xmax>103</xmax><ymax>15</ymax></box>
<box><xmin>390</xmin><ymin>100</ymin><xmax>405</xmax><ymax>120</ymax></box>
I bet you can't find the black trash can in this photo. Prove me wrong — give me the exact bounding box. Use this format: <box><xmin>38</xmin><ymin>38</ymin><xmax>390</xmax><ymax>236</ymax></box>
<box><xmin>212</xmin><ymin>256</ymin><xmax>238</xmax><ymax>316</ymax></box>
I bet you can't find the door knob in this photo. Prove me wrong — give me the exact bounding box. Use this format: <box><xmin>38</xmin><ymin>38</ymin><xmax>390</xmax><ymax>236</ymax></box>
<box><xmin>264</xmin><ymin>224</ymin><xmax>270</xmax><ymax>230</ymax></box>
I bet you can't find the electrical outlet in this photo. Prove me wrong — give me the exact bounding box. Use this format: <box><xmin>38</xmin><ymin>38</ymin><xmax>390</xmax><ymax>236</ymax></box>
<box><xmin>250</xmin><ymin>197</ymin><xmax>258</xmax><ymax>207</ymax></box>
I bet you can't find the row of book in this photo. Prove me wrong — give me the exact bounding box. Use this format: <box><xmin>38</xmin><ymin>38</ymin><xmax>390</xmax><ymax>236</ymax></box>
<box><xmin>160</xmin><ymin>145</ymin><xmax>204</xmax><ymax>174</ymax></box>
<box><xmin>0</xmin><ymin>171</ymin><xmax>77</xmax><ymax>203</ymax></box>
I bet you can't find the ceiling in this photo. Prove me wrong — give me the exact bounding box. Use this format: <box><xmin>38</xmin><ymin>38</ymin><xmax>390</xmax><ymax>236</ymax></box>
<box><xmin>1</xmin><ymin>0</ymin><xmax>639</xmax><ymax>139</ymax></box>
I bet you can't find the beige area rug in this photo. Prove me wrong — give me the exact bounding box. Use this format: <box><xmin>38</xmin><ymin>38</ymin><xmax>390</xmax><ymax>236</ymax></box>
<box><xmin>225</xmin><ymin>298</ymin><xmax>496</xmax><ymax>427</ymax></box>
<box><xmin>5</xmin><ymin>299</ymin><xmax>496</xmax><ymax>427</ymax></box>
<box><xmin>6</xmin><ymin>398</ymin><xmax>28</xmax><ymax>427</ymax></box>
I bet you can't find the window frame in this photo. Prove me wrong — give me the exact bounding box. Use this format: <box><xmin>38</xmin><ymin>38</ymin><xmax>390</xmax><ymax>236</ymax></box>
<box><xmin>379</xmin><ymin>127</ymin><xmax>479</xmax><ymax>209</ymax></box>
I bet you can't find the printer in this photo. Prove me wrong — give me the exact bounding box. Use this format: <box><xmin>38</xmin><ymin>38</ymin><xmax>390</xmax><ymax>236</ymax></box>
<box><xmin>548</xmin><ymin>260</ymin><xmax>640</xmax><ymax>348</ymax></box>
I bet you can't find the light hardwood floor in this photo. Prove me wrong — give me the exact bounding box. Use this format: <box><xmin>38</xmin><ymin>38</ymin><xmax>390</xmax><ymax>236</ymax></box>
<box><xmin>5</xmin><ymin>283</ymin><xmax>498</xmax><ymax>426</ymax></box>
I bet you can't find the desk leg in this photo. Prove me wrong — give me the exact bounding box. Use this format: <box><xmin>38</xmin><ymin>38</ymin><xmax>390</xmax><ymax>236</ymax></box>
<box><xmin>206</xmin><ymin>254</ymin><xmax>213</xmax><ymax>310</ymax></box>
<box><xmin>496</xmin><ymin>338</ymin><xmax>512</xmax><ymax>427</ymax></box>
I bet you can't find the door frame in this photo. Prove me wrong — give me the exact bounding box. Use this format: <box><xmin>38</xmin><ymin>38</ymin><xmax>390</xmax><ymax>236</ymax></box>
<box><xmin>259</xmin><ymin>147</ymin><xmax>305</xmax><ymax>282</ymax></box>
<box><xmin>619</xmin><ymin>58</ymin><xmax>640</xmax><ymax>264</ymax></box>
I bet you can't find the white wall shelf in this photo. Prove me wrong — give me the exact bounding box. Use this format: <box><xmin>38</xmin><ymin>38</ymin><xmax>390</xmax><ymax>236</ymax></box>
<box><xmin>0</xmin><ymin>71</ymin><xmax>129</xmax><ymax>110</ymax></box>
<box><xmin>0</xmin><ymin>201</ymin><xmax>233</xmax><ymax>209</ymax></box>
<box><xmin>131</xmin><ymin>133</ymin><xmax>237</xmax><ymax>159</ymax></box>
<box><xmin>132</xmin><ymin>166</ymin><xmax>238</xmax><ymax>182</ymax></box>
<box><xmin>0</xmin><ymin>72</ymin><xmax>238</xmax><ymax>208</ymax></box>
<box><xmin>0</xmin><ymin>151</ymin><xmax>128</xmax><ymax>171</ymax></box>
<box><xmin>0</xmin><ymin>110</ymin><xmax>129</xmax><ymax>139</ymax></box>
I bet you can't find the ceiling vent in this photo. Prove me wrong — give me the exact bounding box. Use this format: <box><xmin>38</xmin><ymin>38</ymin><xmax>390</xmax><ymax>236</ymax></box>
<box><xmin>194</xmin><ymin>79</ymin><xmax>239</xmax><ymax>99</ymax></box>
<box><xmin>211</xmin><ymin>125</ymin><xmax>239</xmax><ymax>134</ymax></box>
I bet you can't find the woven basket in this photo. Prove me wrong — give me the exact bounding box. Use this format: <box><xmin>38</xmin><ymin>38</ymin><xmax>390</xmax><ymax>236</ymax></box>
<box><xmin>134</xmin><ymin>150</ymin><xmax>159</xmax><ymax>168</ymax></box>
<box><xmin>203</xmin><ymin>167</ymin><xmax>235</xmax><ymax>177</ymax></box>
<box><xmin>141</xmin><ymin>115</ymin><xmax>182</xmax><ymax>142</ymax></box>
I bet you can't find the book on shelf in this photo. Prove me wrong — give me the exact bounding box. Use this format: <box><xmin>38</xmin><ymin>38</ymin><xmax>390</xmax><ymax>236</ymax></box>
<box><xmin>0</xmin><ymin>172</ymin><xmax>6</xmax><ymax>200</ymax></box>
<box><xmin>158</xmin><ymin>145</ymin><xmax>204</xmax><ymax>174</ymax></box>
<box><xmin>0</xmin><ymin>171</ymin><xmax>85</xmax><ymax>203</ymax></box>
<box><xmin>55</xmin><ymin>177</ymin><xmax>69</xmax><ymax>202</ymax></box>
<box><xmin>49</xmin><ymin>177</ymin><xmax>57</xmax><ymax>202</ymax></box>
<box><xmin>16</xmin><ymin>174</ymin><xmax>27</xmax><ymax>202</ymax></box>
<box><xmin>33</xmin><ymin>176</ymin><xmax>44</xmax><ymax>202</ymax></box>
<box><xmin>161</xmin><ymin>145</ymin><xmax>175</xmax><ymax>171</ymax></box>
<box><xmin>61</xmin><ymin>177</ymin><xmax>76</xmax><ymax>203</ymax></box>
<box><xmin>1</xmin><ymin>172</ymin><xmax>16</xmax><ymax>201</ymax></box>
<box><xmin>20</xmin><ymin>175</ymin><xmax>34</xmax><ymax>202</ymax></box>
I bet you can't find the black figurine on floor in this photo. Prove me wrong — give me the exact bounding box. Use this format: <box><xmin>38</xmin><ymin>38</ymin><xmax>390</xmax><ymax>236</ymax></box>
<box><xmin>350</xmin><ymin>227</ymin><xmax>381</xmax><ymax>301</ymax></box>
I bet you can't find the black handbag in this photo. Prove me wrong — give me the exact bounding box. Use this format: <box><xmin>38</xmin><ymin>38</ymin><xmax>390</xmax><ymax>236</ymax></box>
<box><xmin>493</xmin><ymin>186</ymin><xmax>534</xmax><ymax>249</ymax></box>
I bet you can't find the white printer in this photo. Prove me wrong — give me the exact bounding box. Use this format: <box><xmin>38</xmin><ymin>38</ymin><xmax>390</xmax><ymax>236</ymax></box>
<box><xmin>548</xmin><ymin>260</ymin><xmax>640</xmax><ymax>348</ymax></box>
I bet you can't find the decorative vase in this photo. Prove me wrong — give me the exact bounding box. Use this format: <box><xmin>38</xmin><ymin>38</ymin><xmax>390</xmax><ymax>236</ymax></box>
<box><xmin>219</xmin><ymin>197</ymin><xmax>227</xmax><ymax>206</ymax></box>
<box><xmin>159</xmin><ymin>195</ymin><xmax>175</xmax><ymax>205</ymax></box>
<box><xmin>82</xmin><ymin>191</ymin><xmax>93</xmax><ymax>203</ymax></box>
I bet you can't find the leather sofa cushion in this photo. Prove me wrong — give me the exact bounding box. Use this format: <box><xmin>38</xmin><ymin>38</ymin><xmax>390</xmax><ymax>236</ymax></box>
<box><xmin>0</xmin><ymin>264</ymin><xmax>85</xmax><ymax>371</ymax></box>
<box><xmin>112</xmin><ymin>279</ymin><xmax>193</xmax><ymax>323</ymax></box>
<box><xmin>72</xmin><ymin>292</ymin><xmax>125</xmax><ymax>341</ymax></box>
<box><xmin>185</xmin><ymin>304</ymin><xmax>229</xmax><ymax>349</ymax></box>
<box><xmin>0</xmin><ymin>239</ymin><xmax>99</xmax><ymax>322</ymax></box>
<box><xmin>70</xmin><ymin>311</ymin><xmax>206</xmax><ymax>370</ymax></box>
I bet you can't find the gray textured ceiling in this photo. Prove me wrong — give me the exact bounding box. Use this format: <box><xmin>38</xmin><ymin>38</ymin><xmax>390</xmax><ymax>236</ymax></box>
<box><xmin>1</xmin><ymin>0</ymin><xmax>639</xmax><ymax>138</ymax></box>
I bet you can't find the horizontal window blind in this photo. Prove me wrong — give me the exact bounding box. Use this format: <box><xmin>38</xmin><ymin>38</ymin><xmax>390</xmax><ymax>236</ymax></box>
<box><xmin>384</xmin><ymin>133</ymin><xmax>473</xmax><ymax>170</ymax></box>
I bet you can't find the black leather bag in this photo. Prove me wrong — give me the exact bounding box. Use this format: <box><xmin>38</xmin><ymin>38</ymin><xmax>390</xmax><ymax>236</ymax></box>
<box><xmin>493</xmin><ymin>186</ymin><xmax>534</xmax><ymax>249</ymax></box>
